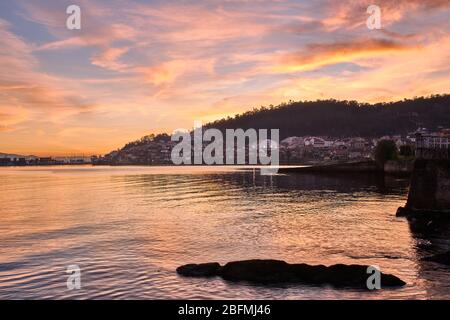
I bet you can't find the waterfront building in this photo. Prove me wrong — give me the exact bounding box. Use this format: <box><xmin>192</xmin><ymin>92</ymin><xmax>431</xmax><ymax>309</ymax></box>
<box><xmin>415</xmin><ymin>129</ymin><xmax>450</xmax><ymax>159</ymax></box>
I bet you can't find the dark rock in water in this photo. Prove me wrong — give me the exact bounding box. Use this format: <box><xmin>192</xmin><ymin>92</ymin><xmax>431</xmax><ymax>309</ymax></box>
<box><xmin>177</xmin><ymin>259</ymin><xmax>406</xmax><ymax>289</ymax></box>
<box><xmin>396</xmin><ymin>206</ymin><xmax>410</xmax><ymax>217</ymax></box>
<box><xmin>422</xmin><ymin>251</ymin><xmax>450</xmax><ymax>266</ymax></box>
<box><xmin>176</xmin><ymin>262</ymin><xmax>221</xmax><ymax>277</ymax></box>
<box><xmin>219</xmin><ymin>259</ymin><xmax>293</xmax><ymax>283</ymax></box>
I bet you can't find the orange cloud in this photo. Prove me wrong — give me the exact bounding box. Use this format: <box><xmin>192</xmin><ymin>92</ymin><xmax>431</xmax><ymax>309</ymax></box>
<box><xmin>321</xmin><ymin>0</ymin><xmax>450</xmax><ymax>30</ymax></box>
<box><xmin>91</xmin><ymin>47</ymin><xmax>130</xmax><ymax>71</ymax></box>
<box><xmin>0</xmin><ymin>18</ymin><xmax>97</xmax><ymax>132</ymax></box>
<box><xmin>1</xmin><ymin>0</ymin><xmax>449</xmax><ymax>156</ymax></box>
<box><xmin>276</xmin><ymin>39</ymin><xmax>418</xmax><ymax>72</ymax></box>
<box><xmin>139</xmin><ymin>61</ymin><xmax>190</xmax><ymax>86</ymax></box>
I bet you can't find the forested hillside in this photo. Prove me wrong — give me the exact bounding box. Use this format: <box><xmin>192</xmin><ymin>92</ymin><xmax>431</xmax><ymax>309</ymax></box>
<box><xmin>205</xmin><ymin>94</ymin><xmax>450</xmax><ymax>139</ymax></box>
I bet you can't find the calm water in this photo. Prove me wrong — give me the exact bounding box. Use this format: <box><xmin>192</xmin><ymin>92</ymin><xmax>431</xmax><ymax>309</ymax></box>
<box><xmin>0</xmin><ymin>166</ymin><xmax>449</xmax><ymax>299</ymax></box>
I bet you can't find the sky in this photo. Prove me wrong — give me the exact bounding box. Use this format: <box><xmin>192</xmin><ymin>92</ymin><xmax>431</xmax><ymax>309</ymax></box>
<box><xmin>0</xmin><ymin>0</ymin><xmax>449</xmax><ymax>156</ymax></box>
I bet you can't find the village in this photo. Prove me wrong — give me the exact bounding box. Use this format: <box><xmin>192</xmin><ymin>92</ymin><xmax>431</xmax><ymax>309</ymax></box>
<box><xmin>84</xmin><ymin>129</ymin><xmax>427</xmax><ymax>166</ymax></box>
<box><xmin>3</xmin><ymin>128</ymin><xmax>449</xmax><ymax>167</ymax></box>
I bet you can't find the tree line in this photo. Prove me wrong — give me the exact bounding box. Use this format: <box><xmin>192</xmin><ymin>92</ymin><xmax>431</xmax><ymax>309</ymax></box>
<box><xmin>117</xmin><ymin>94</ymin><xmax>450</xmax><ymax>153</ymax></box>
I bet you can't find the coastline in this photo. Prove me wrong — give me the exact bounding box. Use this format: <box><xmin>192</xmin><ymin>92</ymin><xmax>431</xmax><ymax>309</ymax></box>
<box><xmin>279</xmin><ymin>159</ymin><xmax>414</xmax><ymax>176</ymax></box>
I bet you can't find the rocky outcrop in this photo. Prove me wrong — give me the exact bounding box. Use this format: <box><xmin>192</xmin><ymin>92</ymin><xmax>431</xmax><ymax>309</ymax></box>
<box><xmin>177</xmin><ymin>259</ymin><xmax>406</xmax><ymax>289</ymax></box>
<box><xmin>176</xmin><ymin>262</ymin><xmax>221</xmax><ymax>277</ymax></box>
<box><xmin>397</xmin><ymin>159</ymin><xmax>450</xmax><ymax>217</ymax></box>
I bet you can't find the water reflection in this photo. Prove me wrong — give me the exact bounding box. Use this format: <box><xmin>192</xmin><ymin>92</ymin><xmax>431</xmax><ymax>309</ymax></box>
<box><xmin>405</xmin><ymin>216</ymin><xmax>450</xmax><ymax>298</ymax></box>
<box><xmin>220</xmin><ymin>170</ymin><xmax>410</xmax><ymax>194</ymax></box>
<box><xmin>0</xmin><ymin>166</ymin><xmax>446</xmax><ymax>299</ymax></box>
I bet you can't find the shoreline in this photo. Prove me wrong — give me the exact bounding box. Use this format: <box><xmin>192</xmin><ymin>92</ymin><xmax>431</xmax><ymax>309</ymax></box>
<box><xmin>279</xmin><ymin>159</ymin><xmax>414</xmax><ymax>176</ymax></box>
<box><xmin>0</xmin><ymin>160</ymin><xmax>414</xmax><ymax>177</ymax></box>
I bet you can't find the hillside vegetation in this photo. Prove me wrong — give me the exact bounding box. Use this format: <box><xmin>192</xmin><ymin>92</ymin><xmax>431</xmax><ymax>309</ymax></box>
<box><xmin>205</xmin><ymin>94</ymin><xmax>450</xmax><ymax>139</ymax></box>
<box><xmin>118</xmin><ymin>94</ymin><xmax>450</xmax><ymax>153</ymax></box>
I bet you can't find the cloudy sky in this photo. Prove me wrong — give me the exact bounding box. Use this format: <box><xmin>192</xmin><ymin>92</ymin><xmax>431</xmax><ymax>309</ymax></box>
<box><xmin>0</xmin><ymin>0</ymin><xmax>449</xmax><ymax>155</ymax></box>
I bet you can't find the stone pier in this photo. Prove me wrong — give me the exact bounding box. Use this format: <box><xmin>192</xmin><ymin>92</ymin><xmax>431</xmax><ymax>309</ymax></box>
<box><xmin>397</xmin><ymin>159</ymin><xmax>450</xmax><ymax>216</ymax></box>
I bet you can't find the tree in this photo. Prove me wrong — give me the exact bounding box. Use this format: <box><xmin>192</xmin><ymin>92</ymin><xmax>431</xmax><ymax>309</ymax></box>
<box><xmin>399</xmin><ymin>145</ymin><xmax>414</xmax><ymax>158</ymax></box>
<box><xmin>374</xmin><ymin>140</ymin><xmax>398</xmax><ymax>166</ymax></box>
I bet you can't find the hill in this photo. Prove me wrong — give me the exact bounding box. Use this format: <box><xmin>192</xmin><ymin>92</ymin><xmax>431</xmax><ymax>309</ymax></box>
<box><xmin>205</xmin><ymin>94</ymin><xmax>450</xmax><ymax>139</ymax></box>
<box><xmin>103</xmin><ymin>94</ymin><xmax>450</xmax><ymax>164</ymax></box>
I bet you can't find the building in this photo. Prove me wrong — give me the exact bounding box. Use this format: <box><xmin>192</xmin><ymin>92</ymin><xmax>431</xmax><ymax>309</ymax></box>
<box><xmin>415</xmin><ymin>130</ymin><xmax>450</xmax><ymax>159</ymax></box>
<box><xmin>304</xmin><ymin>137</ymin><xmax>329</xmax><ymax>148</ymax></box>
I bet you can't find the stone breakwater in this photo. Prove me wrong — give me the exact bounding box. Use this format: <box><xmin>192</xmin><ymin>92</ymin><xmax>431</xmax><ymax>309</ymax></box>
<box><xmin>279</xmin><ymin>160</ymin><xmax>413</xmax><ymax>175</ymax></box>
<box><xmin>177</xmin><ymin>260</ymin><xmax>406</xmax><ymax>289</ymax></box>
<box><xmin>397</xmin><ymin>159</ymin><xmax>450</xmax><ymax>217</ymax></box>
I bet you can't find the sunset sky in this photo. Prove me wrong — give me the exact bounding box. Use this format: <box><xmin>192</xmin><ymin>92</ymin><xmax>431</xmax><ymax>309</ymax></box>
<box><xmin>0</xmin><ymin>0</ymin><xmax>449</xmax><ymax>156</ymax></box>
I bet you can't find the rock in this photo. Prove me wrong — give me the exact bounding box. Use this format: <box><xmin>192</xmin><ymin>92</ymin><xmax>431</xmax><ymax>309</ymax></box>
<box><xmin>421</xmin><ymin>251</ymin><xmax>450</xmax><ymax>266</ymax></box>
<box><xmin>396</xmin><ymin>206</ymin><xmax>410</xmax><ymax>217</ymax></box>
<box><xmin>176</xmin><ymin>262</ymin><xmax>221</xmax><ymax>277</ymax></box>
<box><xmin>219</xmin><ymin>259</ymin><xmax>294</xmax><ymax>283</ymax></box>
<box><xmin>177</xmin><ymin>259</ymin><xmax>406</xmax><ymax>289</ymax></box>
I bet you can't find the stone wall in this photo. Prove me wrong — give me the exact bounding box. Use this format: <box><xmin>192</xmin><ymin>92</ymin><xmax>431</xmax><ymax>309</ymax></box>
<box><xmin>398</xmin><ymin>159</ymin><xmax>450</xmax><ymax>215</ymax></box>
<box><xmin>279</xmin><ymin>160</ymin><xmax>381</xmax><ymax>173</ymax></box>
<box><xmin>384</xmin><ymin>160</ymin><xmax>414</xmax><ymax>175</ymax></box>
